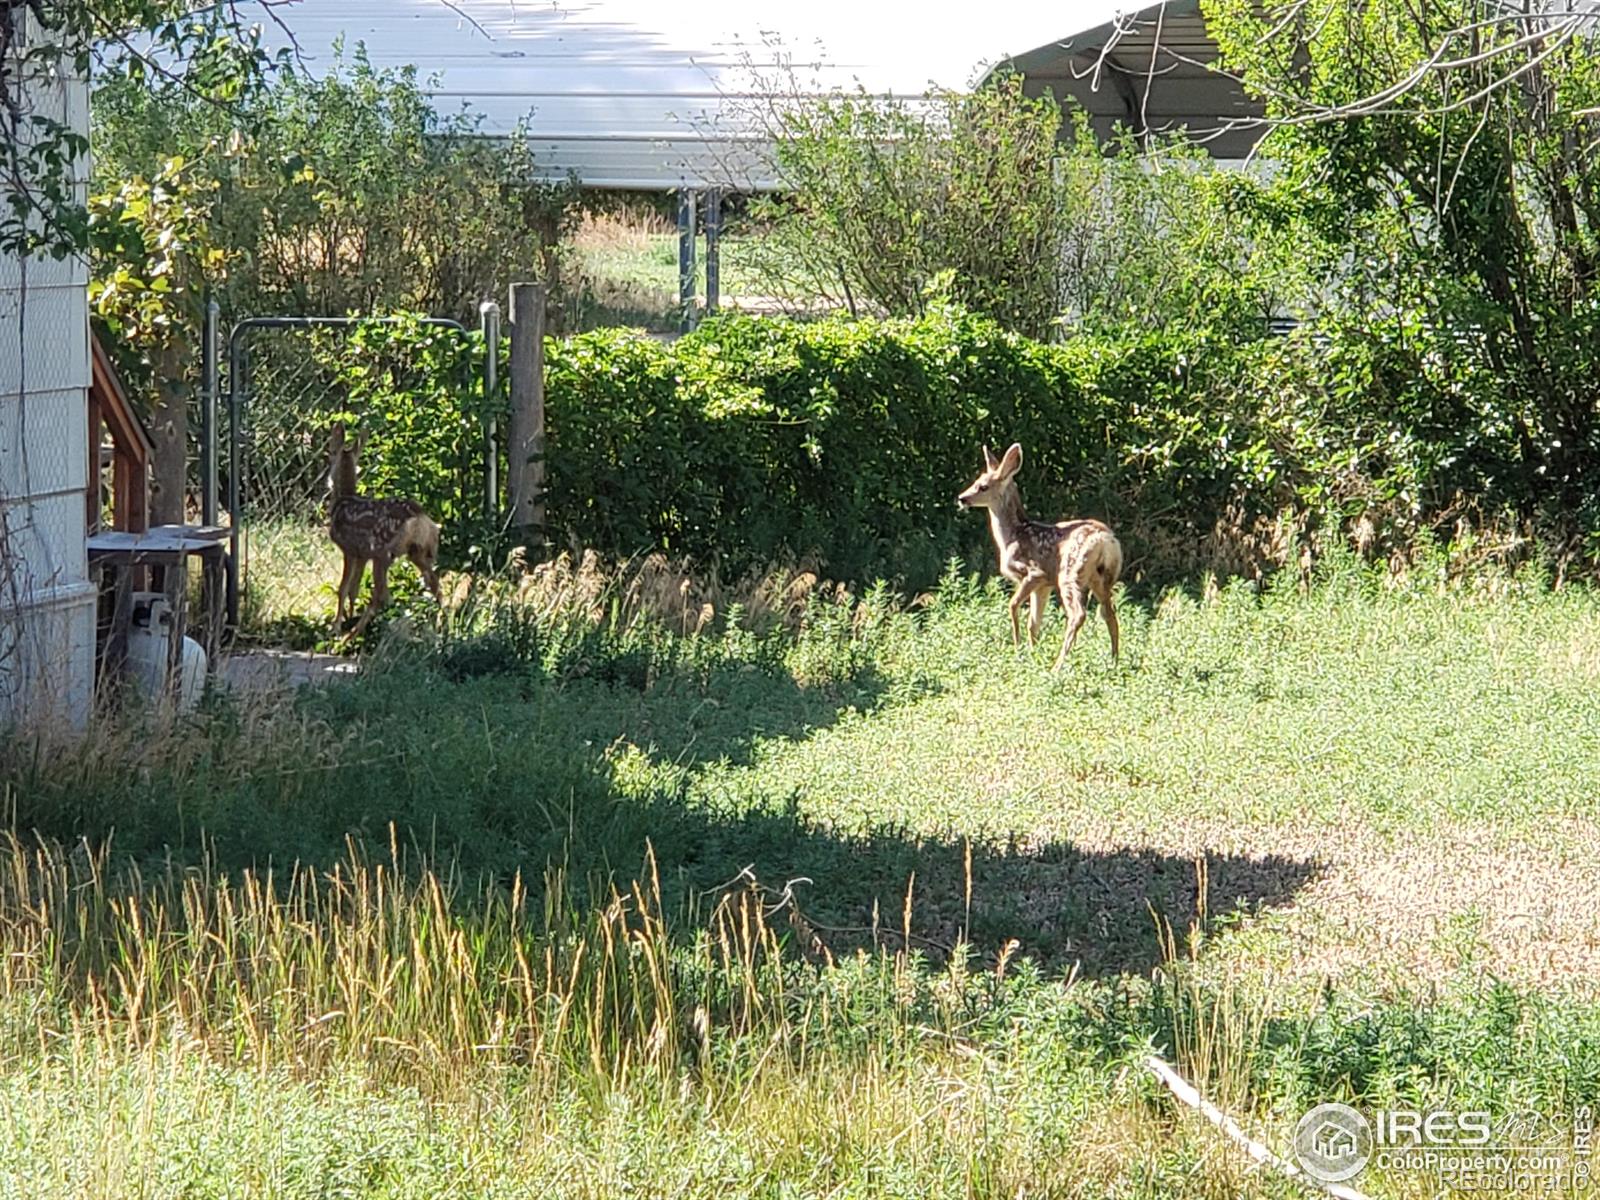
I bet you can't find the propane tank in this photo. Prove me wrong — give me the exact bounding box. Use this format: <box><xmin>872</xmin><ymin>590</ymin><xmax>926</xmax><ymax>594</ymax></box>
<box><xmin>126</xmin><ymin>593</ymin><xmax>207</xmax><ymax>713</ymax></box>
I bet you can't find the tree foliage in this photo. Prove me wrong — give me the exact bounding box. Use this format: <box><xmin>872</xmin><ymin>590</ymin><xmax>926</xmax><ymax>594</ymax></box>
<box><xmin>84</xmin><ymin>40</ymin><xmax>578</xmax><ymax>527</ymax></box>
<box><xmin>745</xmin><ymin>76</ymin><xmax>1068</xmax><ymax>339</ymax></box>
<box><xmin>1</xmin><ymin>1</ymin><xmax>287</xmax><ymax>257</ymax></box>
<box><xmin>16</xmin><ymin>3</ymin><xmax>576</xmax><ymax>521</ymax></box>
<box><xmin>90</xmin><ymin>46</ymin><xmax>574</xmax><ymax>385</ymax></box>
<box><xmin>1052</xmin><ymin>123</ymin><xmax>1333</xmax><ymax>334</ymax></box>
<box><xmin>745</xmin><ymin>73</ymin><xmax>1329</xmax><ymax>341</ymax></box>
<box><xmin>98</xmin><ymin>46</ymin><xmax>572</xmax><ymax>322</ymax></box>
<box><xmin>1207</xmin><ymin>0</ymin><xmax>1600</xmax><ymax>538</ymax></box>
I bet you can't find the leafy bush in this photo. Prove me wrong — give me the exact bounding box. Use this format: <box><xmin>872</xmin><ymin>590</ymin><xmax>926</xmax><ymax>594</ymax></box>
<box><xmin>746</xmin><ymin>77</ymin><xmax>1069</xmax><ymax>339</ymax></box>
<box><xmin>1209</xmin><ymin>0</ymin><xmax>1600</xmax><ymax>545</ymax></box>
<box><xmin>225</xmin><ymin>315</ymin><xmax>495</xmax><ymax>564</ymax></box>
<box><xmin>743</xmin><ymin>77</ymin><xmax>1330</xmax><ymax>341</ymax></box>
<box><xmin>543</xmin><ymin>305</ymin><xmax>1491</xmax><ymax>587</ymax></box>
<box><xmin>316</xmin><ymin>316</ymin><xmax>493</xmax><ymax>533</ymax></box>
<box><xmin>217</xmin><ymin>303</ymin><xmax>1505</xmax><ymax>590</ymax></box>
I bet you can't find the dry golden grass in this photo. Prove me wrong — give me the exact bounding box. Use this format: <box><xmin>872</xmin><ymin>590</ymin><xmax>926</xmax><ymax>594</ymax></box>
<box><xmin>570</xmin><ymin>206</ymin><xmax>678</xmax><ymax>251</ymax></box>
<box><xmin>466</xmin><ymin>547</ymin><xmax>841</xmax><ymax>637</ymax></box>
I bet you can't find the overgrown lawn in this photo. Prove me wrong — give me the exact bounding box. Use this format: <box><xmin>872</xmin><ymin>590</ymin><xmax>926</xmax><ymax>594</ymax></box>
<box><xmin>5</xmin><ymin>553</ymin><xmax>1598</xmax><ymax>1197</ymax></box>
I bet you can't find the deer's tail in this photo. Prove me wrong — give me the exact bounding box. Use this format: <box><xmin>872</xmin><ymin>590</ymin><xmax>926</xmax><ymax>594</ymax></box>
<box><xmin>1095</xmin><ymin>534</ymin><xmax>1123</xmax><ymax>592</ymax></box>
<box><xmin>1073</xmin><ymin>527</ymin><xmax>1121</xmax><ymax>594</ymax></box>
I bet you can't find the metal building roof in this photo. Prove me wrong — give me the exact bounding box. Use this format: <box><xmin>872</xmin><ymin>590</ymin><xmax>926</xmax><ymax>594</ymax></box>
<box><xmin>247</xmin><ymin>0</ymin><xmax>1101</xmax><ymax>190</ymax></box>
<box><xmin>990</xmin><ymin>0</ymin><xmax>1267</xmax><ymax>159</ymax></box>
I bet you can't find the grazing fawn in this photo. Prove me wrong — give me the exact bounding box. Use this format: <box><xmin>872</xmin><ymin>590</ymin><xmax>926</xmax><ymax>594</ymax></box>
<box><xmin>327</xmin><ymin>423</ymin><xmax>442</xmax><ymax>637</ymax></box>
<box><xmin>957</xmin><ymin>442</ymin><xmax>1122</xmax><ymax>669</ymax></box>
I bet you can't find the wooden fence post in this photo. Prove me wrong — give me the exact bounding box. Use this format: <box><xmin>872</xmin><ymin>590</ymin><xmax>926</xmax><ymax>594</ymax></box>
<box><xmin>508</xmin><ymin>281</ymin><xmax>547</xmax><ymax>550</ymax></box>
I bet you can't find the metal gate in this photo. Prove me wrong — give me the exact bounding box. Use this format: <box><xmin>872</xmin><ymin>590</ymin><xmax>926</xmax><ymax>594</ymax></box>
<box><xmin>199</xmin><ymin>310</ymin><xmax>504</xmax><ymax>635</ymax></box>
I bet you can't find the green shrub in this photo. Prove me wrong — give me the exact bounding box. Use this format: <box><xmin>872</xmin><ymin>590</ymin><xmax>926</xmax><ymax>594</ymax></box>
<box><xmin>318</xmin><ymin>315</ymin><xmax>492</xmax><ymax>534</ymax></box>
<box><xmin>232</xmin><ymin>303</ymin><xmax>1507</xmax><ymax>590</ymax></box>
<box><xmin>235</xmin><ymin>314</ymin><xmax>498</xmax><ymax>562</ymax></box>
<box><xmin>543</xmin><ymin>306</ymin><xmax>1488</xmax><ymax>587</ymax></box>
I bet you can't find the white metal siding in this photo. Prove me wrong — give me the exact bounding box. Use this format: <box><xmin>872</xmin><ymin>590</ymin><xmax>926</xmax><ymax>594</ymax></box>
<box><xmin>0</xmin><ymin>37</ymin><xmax>95</xmax><ymax>728</ymax></box>
<box><xmin>0</xmin><ymin>281</ymin><xmax>91</xmax><ymax>395</ymax></box>
<box><xmin>246</xmin><ymin>0</ymin><xmax>1074</xmax><ymax>190</ymax></box>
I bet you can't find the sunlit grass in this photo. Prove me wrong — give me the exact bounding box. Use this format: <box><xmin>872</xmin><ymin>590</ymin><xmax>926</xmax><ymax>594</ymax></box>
<box><xmin>238</xmin><ymin>518</ymin><xmax>344</xmax><ymax>633</ymax></box>
<box><xmin>237</xmin><ymin>519</ymin><xmax>441</xmax><ymax>649</ymax></box>
<box><xmin>566</xmin><ymin>208</ymin><xmax>786</xmax><ymax>331</ymax></box>
<box><xmin>7</xmin><ymin>548</ymin><xmax>1600</xmax><ymax>1195</ymax></box>
<box><xmin>569</xmin><ymin>209</ymin><xmax>766</xmax><ymax>297</ymax></box>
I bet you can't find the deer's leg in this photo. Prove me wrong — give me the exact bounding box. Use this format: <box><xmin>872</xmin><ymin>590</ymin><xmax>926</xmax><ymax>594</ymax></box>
<box><xmin>336</xmin><ymin>554</ymin><xmax>358</xmax><ymax>625</ymax></box>
<box><xmin>1096</xmin><ymin>581</ymin><xmax>1120</xmax><ymax>660</ymax></box>
<box><xmin>370</xmin><ymin>554</ymin><xmax>393</xmax><ymax>612</ymax></box>
<box><xmin>345</xmin><ymin>555</ymin><xmax>391</xmax><ymax>641</ymax></box>
<box><xmin>335</xmin><ymin>554</ymin><xmax>353</xmax><ymax>624</ymax></box>
<box><xmin>1054</xmin><ymin>580</ymin><xmax>1088</xmax><ymax>671</ymax></box>
<box><xmin>351</xmin><ymin>558</ymin><xmax>371</xmax><ymax>624</ymax></box>
<box><xmin>1008</xmin><ymin>575</ymin><xmax>1043</xmax><ymax>647</ymax></box>
<box><xmin>1008</xmin><ymin>569</ymin><xmax>1049</xmax><ymax>647</ymax></box>
<box><xmin>346</xmin><ymin>604</ymin><xmax>375</xmax><ymax>640</ymax></box>
<box><xmin>1027</xmin><ymin>587</ymin><xmax>1046</xmax><ymax>646</ymax></box>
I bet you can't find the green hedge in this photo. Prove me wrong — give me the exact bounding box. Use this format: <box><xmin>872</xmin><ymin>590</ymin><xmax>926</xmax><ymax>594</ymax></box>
<box><xmin>543</xmin><ymin>306</ymin><xmax>1494</xmax><ymax>587</ymax></box>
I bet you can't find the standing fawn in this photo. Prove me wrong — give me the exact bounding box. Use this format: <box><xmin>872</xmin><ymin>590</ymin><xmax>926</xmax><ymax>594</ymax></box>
<box><xmin>327</xmin><ymin>423</ymin><xmax>442</xmax><ymax>637</ymax></box>
<box><xmin>957</xmin><ymin>442</ymin><xmax>1122</xmax><ymax>669</ymax></box>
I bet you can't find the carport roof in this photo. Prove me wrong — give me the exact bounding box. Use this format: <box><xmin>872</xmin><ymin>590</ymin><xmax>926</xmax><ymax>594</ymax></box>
<box><xmin>242</xmin><ymin>0</ymin><xmax>1086</xmax><ymax>190</ymax></box>
<box><xmin>988</xmin><ymin>0</ymin><xmax>1267</xmax><ymax>159</ymax></box>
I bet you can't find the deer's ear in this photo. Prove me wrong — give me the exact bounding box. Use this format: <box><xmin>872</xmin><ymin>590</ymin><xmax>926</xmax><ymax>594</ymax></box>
<box><xmin>330</xmin><ymin>423</ymin><xmax>346</xmax><ymax>452</ymax></box>
<box><xmin>354</xmin><ymin>429</ymin><xmax>368</xmax><ymax>456</ymax></box>
<box><xmin>999</xmin><ymin>443</ymin><xmax>1023</xmax><ymax>477</ymax></box>
<box><xmin>982</xmin><ymin>444</ymin><xmax>998</xmax><ymax>471</ymax></box>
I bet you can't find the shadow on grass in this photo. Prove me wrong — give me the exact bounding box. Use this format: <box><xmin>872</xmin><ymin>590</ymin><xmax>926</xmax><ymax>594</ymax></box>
<box><xmin>640</xmin><ymin>802</ymin><xmax>1317</xmax><ymax>978</ymax></box>
<box><xmin>6</xmin><ymin>639</ymin><xmax>1318</xmax><ymax>980</ymax></box>
<box><xmin>343</xmin><ymin>647</ymin><xmax>1318</xmax><ymax>976</ymax></box>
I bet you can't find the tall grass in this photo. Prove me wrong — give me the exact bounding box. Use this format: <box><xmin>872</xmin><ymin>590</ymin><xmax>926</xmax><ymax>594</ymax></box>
<box><xmin>0</xmin><ymin>827</ymin><xmax>1169</xmax><ymax>1196</ymax></box>
<box><xmin>238</xmin><ymin>518</ymin><xmax>346</xmax><ymax>638</ymax></box>
<box><xmin>1</xmin><ymin>825</ymin><xmax>1594</xmax><ymax>1197</ymax></box>
<box><xmin>0</xmin><ymin>832</ymin><xmax>798</xmax><ymax>1087</ymax></box>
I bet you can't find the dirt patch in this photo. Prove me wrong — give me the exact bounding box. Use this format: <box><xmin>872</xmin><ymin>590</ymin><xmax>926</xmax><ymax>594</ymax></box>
<box><xmin>1076</xmin><ymin>816</ymin><xmax>1600</xmax><ymax>989</ymax></box>
<box><xmin>966</xmin><ymin>813</ymin><xmax>1600</xmax><ymax>989</ymax></box>
<box><xmin>1265</xmin><ymin>826</ymin><xmax>1600</xmax><ymax>990</ymax></box>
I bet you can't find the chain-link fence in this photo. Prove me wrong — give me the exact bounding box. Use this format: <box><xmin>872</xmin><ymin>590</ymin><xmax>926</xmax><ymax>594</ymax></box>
<box><xmin>216</xmin><ymin>316</ymin><xmax>496</xmax><ymax>638</ymax></box>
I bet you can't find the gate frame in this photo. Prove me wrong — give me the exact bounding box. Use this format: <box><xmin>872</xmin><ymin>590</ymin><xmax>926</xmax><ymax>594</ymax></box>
<box><xmin>201</xmin><ymin>314</ymin><xmax>487</xmax><ymax>628</ymax></box>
